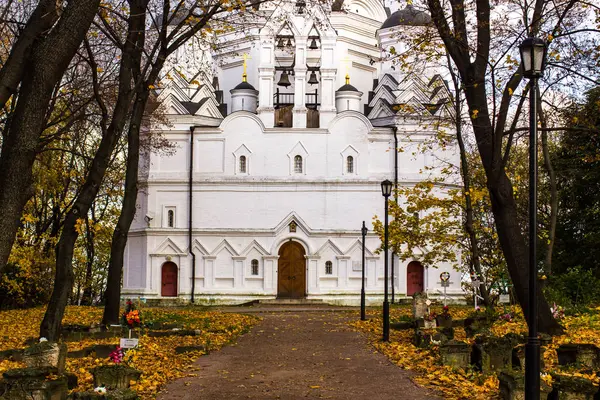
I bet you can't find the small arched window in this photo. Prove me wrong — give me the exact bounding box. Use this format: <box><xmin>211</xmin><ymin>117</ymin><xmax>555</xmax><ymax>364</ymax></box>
<box><xmin>325</xmin><ymin>261</ymin><xmax>333</xmax><ymax>275</ymax></box>
<box><xmin>251</xmin><ymin>259</ymin><xmax>259</xmax><ymax>276</ymax></box>
<box><xmin>294</xmin><ymin>155</ymin><xmax>303</xmax><ymax>173</ymax></box>
<box><xmin>239</xmin><ymin>155</ymin><xmax>247</xmax><ymax>173</ymax></box>
<box><xmin>167</xmin><ymin>210</ymin><xmax>174</xmax><ymax>228</ymax></box>
<box><xmin>347</xmin><ymin>156</ymin><xmax>354</xmax><ymax>173</ymax></box>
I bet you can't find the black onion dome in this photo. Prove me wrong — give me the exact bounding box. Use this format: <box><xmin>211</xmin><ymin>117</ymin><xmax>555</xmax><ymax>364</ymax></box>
<box><xmin>380</xmin><ymin>5</ymin><xmax>432</xmax><ymax>29</ymax></box>
<box><xmin>337</xmin><ymin>83</ymin><xmax>359</xmax><ymax>92</ymax></box>
<box><xmin>232</xmin><ymin>81</ymin><xmax>256</xmax><ymax>90</ymax></box>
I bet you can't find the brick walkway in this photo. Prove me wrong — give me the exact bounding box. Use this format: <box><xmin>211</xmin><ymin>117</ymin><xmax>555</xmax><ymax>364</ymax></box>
<box><xmin>157</xmin><ymin>309</ymin><xmax>439</xmax><ymax>399</ymax></box>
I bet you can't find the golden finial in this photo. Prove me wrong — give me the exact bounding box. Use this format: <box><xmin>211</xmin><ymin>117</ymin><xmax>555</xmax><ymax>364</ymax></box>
<box><xmin>341</xmin><ymin>55</ymin><xmax>352</xmax><ymax>85</ymax></box>
<box><xmin>242</xmin><ymin>53</ymin><xmax>251</xmax><ymax>82</ymax></box>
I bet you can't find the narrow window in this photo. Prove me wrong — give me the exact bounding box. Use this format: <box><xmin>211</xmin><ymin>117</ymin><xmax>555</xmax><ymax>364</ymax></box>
<box><xmin>240</xmin><ymin>155</ymin><xmax>247</xmax><ymax>173</ymax></box>
<box><xmin>347</xmin><ymin>155</ymin><xmax>354</xmax><ymax>173</ymax></box>
<box><xmin>294</xmin><ymin>155</ymin><xmax>303</xmax><ymax>173</ymax></box>
<box><xmin>251</xmin><ymin>259</ymin><xmax>259</xmax><ymax>276</ymax></box>
<box><xmin>325</xmin><ymin>261</ymin><xmax>333</xmax><ymax>275</ymax></box>
<box><xmin>167</xmin><ymin>210</ymin><xmax>174</xmax><ymax>228</ymax></box>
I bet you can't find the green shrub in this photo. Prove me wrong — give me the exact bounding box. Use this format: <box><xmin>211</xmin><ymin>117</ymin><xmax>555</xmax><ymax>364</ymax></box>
<box><xmin>544</xmin><ymin>266</ymin><xmax>600</xmax><ymax>311</ymax></box>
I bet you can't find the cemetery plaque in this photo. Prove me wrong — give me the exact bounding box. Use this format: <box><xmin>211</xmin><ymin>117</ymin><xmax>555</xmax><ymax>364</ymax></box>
<box><xmin>119</xmin><ymin>338</ymin><xmax>139</xmax><ymax>349</ymax></box>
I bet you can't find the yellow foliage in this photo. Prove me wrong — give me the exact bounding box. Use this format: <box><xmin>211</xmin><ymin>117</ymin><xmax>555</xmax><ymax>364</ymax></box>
<box><xmin>351</xmin><ymin>306</ymin><xmax>600</xmax><ymax>398</ymax></box>
<box><xmin>0</xmin><ymin>306</ymin><xmax>258</xmax><ymax>399</ymax></box>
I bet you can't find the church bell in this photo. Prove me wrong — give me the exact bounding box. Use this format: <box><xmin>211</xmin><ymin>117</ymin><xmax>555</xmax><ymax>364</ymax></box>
<box><xmin>307</xmin><ymin>71</ymin><xmax>319</xmax><ymax>85</ymax></box>
<box><xmin>277</xmin><ymin>71</ymin><xmax>291</xmax><ymax>87</ymax></box>
<box><xmin>308</xmin><ymin>38</ymin><xmax>319</xmax><ymax>50</ymax></box>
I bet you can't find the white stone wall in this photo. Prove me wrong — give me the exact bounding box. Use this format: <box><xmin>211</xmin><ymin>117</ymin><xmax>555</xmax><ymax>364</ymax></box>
<box><xmin>124</xmin><ymin>110</ymin><xmax>463</xmax><ymax>305</ymax></box>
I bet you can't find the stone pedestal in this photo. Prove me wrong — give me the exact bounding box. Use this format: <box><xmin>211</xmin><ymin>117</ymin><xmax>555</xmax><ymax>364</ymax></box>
<box><xmin>23</xmin><ymin>342</ymin><xmax>67</xmax><ymax>374</ymax></box>
<box><xmin>1</xmin><ymin>367</ymin><xmax>68</xmax><ymax>400</ymax></box>
<box><xmin>412</xmin><ymin>293</ymin><xmax>428</xmax><ymax>319</ymax></box>
<box><xmin>550</xmin><ymin>373</ymin><xmax>599</xmax><ymax>400</ymax></box>
<box><xmin>473</xmin><ymin>334</ymin><xmax>519</xmax><ymax>373</ymax></box>
<box><xmin>498</xmin><ymin>370</ymin><xmax>552</xmax><ymax>400</ymax></box>
<box><xmin>92</xmin><ymin>365</ymin><xmax>141</xmax><ymax>390</ymax></box>
<box><xmin>557</xmin><ymin>344</ymin><xmax>600</xmax><ymax>369</ymax></box>
<box><xmin>440</xmin><ymin>340</ymin><xmax>471</xmax><ymax>369</ymax></box>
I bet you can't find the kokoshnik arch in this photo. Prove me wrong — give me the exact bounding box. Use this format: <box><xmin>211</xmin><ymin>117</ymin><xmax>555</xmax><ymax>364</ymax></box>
<box><xmin>122</xmin><ymin>0</ymin><xmax>463</xmax><ymax>305</ymax></box>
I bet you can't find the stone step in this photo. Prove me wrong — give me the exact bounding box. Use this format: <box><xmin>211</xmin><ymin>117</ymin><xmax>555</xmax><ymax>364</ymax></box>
<box><xmin>258</xmin><ymin>298</ymin><xmax>326</xmax><ymax>305</ymax></box>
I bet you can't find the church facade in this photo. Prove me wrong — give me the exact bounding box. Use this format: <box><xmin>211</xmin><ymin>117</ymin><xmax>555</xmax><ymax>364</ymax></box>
<box><xmin>122</xmin><ymin>1</ymin><xmax>464</xmax><ymax>305</ymax></box>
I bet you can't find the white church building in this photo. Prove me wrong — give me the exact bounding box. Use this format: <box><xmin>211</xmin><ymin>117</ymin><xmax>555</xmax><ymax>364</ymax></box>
<box><xmin>122</xmin><ymin>0</ymin><xmax>464</xmax><ymax>305</ymax></box>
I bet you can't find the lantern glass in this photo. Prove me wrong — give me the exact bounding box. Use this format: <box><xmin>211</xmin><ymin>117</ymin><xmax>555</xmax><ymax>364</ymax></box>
<box><xmin>519</xmin><ymin>37</ymin><xmax>547</xmax><ymax>78</ymax></box>
<box><xmin>381</xmin><ymin>179</ymin><xmax>393</xmax><ymax>197</ymax></box>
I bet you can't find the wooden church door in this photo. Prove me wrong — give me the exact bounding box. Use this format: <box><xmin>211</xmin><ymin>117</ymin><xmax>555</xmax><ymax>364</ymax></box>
<box><xmin>277</xmin><ymin>241</ymin><xmax>306</xmax><ymax>298</ymax></box>
<box><xmin>161</xmin><ymin>262</ymin><xmax>178</xmax><ymax>297</ymax></box>
<box><xmin>406</xmin><ymin>261</ymin><xmax>424</xmax><ymax>296</ymax></box>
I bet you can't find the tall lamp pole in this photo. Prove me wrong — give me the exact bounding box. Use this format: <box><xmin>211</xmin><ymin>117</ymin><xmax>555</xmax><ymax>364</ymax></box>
<box><xmin>361</xmin><ymin>221</ymin><xmax>368</xmax><ymax>321</ymax></box>
<box><xmin>519</xmin><ymin>36</ymin><xmax>547</xmax><ymax>400</ymax></box>
<box><xmin>381</xmin><ymin>179</ymin><xmax>393</xmax><ymax>342</ymax></box>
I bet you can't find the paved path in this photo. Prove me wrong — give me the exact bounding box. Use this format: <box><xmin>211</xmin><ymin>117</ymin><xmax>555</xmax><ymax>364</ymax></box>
<box><xmin>158</xmin><ymin>309</ymin><xmax>439</xmax><ymax>399</ymax></box>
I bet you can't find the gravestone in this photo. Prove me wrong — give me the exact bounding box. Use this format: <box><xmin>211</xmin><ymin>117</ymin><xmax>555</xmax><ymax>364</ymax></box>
<box><xmin>473</xmin><ymin>334</ymin><xmax>519</xmax><ymax>373</ymax></box>
<box><xmin>0</xmin><ymin>366</ymin><xmax>68</xmax><ymax>400</ymax></box>
<box><xmin>439</xmin><ymin>340</ymin><xmax>471</xmax><ymax>369</ymax></box>
<box><xmin>550</xmin><ymin>373</ymin><xmax>599</xmax><ymax>400</ymax></box>
<box><xmin>92</xmin><ymin>365</ymin><xmax>141</xmax><ymax>390</ymax></box>
<box><xmin>498</xmin><ymin>370</ymin><xmax>552</xmax><ymax>400</ymax></box>
<box><xmin>412</xmin><ymin>293</ymin><xmax>428</xmax><ymax>320</ymax></box>
<box><xmin>23</xmin><ymin>342</ymin><xmax>67</xmax><ymax>374</ymax></box>
<box><xmin>557</xmin><ymin>344</ymin><xmax>600</xmax><ymax>369</ymax></box>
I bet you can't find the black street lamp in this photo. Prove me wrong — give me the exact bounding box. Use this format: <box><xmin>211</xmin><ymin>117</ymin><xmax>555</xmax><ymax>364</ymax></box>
<box><xmin>519</xmin><ymin>36</ymin><xmax>547</xmax><ymax>400</ymax></box>
<box><xmin>381</xmin><ymin>179</ymin><xmax>393</xmax><ymax>342</ymax></box>
<box><xmin>361</xmin><ymin>221</ymin><xmax>368</xmax><ymax>321</ymax></box>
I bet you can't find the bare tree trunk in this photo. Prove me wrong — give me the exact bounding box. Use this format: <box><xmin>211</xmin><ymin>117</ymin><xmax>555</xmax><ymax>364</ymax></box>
<box><xmin>81</xmin><ymin>210</ymin><xmax>96</xmax><ymax>306</ymax></box>
<box><xmin>40</xmin><ymin>2</ymin><xmax>146</xmax><ymax>340</ymax></box>
<box><xmin>538</xmin><ymin>92</ymin><xmax>557</xmax><ymax>275</ymax></box>
<box><xmin>427</xmin><ymin>0</ymin><xmax>563</xmax><ymax>335</ymax></box>
<box><xmin>0</xmin><ymin>0</ymin><xmax>64</xmax><ymax>107</ymax></box>
<box><xmin>103</xmin><ymin>92</ymin><xmax>146</xmax><ymax>325</ymax></box>
<box><xmin>0</xmin><ymin>0</ymin><xmax>100</xmax><ymax>279</ymax></box>
<box><xmin>447</xmin><ymin>56</ymin><xmax>491</xmax><ymax>305</ymax></box>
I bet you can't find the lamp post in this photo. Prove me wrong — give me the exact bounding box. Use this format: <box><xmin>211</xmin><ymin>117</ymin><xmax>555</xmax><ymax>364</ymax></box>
<box><xmin>361</xmin><ymin>221</ymin><xmax>368</xmax><ymax>321</ymax></box>
<box><xmin>381</xmin><ymin>179</ymin><xmax>393</xmax><ymax>342</ymax></box>
<box><xmin>519</xmin><ymin>36</ymin><xmax>547</xmax><ymax>400</ymax></box>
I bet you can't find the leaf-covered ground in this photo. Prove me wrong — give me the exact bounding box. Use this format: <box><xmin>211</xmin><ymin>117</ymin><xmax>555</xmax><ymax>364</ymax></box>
<box><xmin>0</xmin><ymin>306</ymin><xmax>259</xmax><ymax>399</ymax></box>
<box><xmin>350</xmin><ymin>305</ymin><xmax>600</xmax><ymax>399</ymax></box>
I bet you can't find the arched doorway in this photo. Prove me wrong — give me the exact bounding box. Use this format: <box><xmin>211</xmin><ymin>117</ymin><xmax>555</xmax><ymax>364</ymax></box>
<box><xmin>406</xmin><ymin>261</ymin><xmax>424</xmax><ymax>296</ymax></box>
<box><xmin>161</xmin><ymin>262</ymin><xmax>178</xmax><ymax>297</ymax></box>
<box><xmin>277</xmin><ymin>241</ymin><xmax>306</xmax><ymax>298</ymax></box>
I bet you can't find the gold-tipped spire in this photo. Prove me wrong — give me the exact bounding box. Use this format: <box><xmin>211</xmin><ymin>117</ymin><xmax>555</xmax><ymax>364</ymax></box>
<box><xmin>242</xmin><ymin>53</ymin><xmax>251</xmax><ymax>82</ymax></box>
<box><xmin>341</xmin><ymin>55</ymin><xmax>352</xmax><ymax>85</ymax></box>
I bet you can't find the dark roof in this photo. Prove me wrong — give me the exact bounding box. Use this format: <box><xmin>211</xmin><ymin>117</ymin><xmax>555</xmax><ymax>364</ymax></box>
<box><xmin>380</xmin><ymin>5</ymin><xmax>432</xmax><ymax>29</ymax></box>
<box><xmin>337</xmin><ymin>83</ymin><xmax>359</xmax><ymax>92</ymax></box>
<box><xmin>232</xmin><ymin>81</ymin><xmax>257</xmax><ymax>90</ymax></box>
<box><xmin>181</xmin><ymin>98</ymin><xmax>209</xmax><ymax>115</ymax></box>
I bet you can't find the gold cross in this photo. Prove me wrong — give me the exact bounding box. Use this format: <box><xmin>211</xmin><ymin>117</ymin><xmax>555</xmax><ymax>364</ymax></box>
<box><xmin>242</xmin><ymin>53</ymin><xmax>252</xmax><ymax>82</ymax></box>
<box><xmin>341</xmin><ymin>55</ymin><xmax>352</xmax><ymax>84</ymax></box>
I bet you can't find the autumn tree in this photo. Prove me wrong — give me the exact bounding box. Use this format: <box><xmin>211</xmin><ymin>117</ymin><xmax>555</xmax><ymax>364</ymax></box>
<box><xmin>421</xmin><ymin>0</ymin><xmax>599</xmax><ymax>333</ymax></box>
<box><xmin>0</xmin><ymin>0</ymin><xmax>101</xmax><ymax>280</ymax></box>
